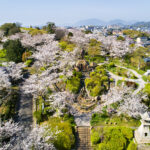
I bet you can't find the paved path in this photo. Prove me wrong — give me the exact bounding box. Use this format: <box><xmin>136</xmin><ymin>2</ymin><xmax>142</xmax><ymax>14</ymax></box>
<box><xmin>107</xmin><ymin>65</ymin><xmax>146</xmax><ymax>95</ymax></box>
<box><xmin>13</xmin><ymin>75</ymin><xmax>33</xmax><ymax>150</ymax></box>
<box><xmin>74</xmin><ymin>113</ymin><xmax>92</xmax><ymax>126</ymax></box>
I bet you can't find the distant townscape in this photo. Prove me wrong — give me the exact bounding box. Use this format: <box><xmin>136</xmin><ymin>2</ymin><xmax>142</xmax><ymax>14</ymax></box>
<box><xmin>0</xmin><ymin>21</ymin><xmax>150</xmax><ymax>150</ymax></box>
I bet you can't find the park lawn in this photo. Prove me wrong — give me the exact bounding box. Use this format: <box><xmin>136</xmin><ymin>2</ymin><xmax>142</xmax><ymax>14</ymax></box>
<box><xmin>107</xmin><ymin>66</ymin><xmax>138</xmax><ymax>79</ymax></box>
<box><xmin>91</xmin><ymin>113</ymin><xmax>141</xmax><ymax>127</ymax></box>
<box><xmin>108</xmin><ymin>59</ymin><xmax>145</xmax><ymax>75</ymax></box>
<box><xmin>84</xmin><ymin>55</ymin><xmax>106</xmax><ymax>63</ymax></box>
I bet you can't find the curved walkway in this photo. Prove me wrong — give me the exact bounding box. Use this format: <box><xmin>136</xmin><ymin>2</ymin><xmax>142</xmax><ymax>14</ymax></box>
<box><xmin>107</xmin><ymin>65</ymin><xmax>146</xmax><ymax>95</ymax></box>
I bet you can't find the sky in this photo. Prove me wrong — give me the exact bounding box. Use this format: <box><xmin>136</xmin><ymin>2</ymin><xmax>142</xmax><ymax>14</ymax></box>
<box><xmin>0</xmin><ymin>0</ymin><xmax>150</xmax><ymax>26</ymax></box>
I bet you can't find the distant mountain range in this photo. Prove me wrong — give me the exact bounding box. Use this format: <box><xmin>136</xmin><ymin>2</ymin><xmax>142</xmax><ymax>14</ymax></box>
<box><xmin>132</xmin><ymin>22</ymin><xmax>150</xmax><ymax>28</ymax></box>
<box><xmin>72</xmin><ymin>18</ymin><xmax>137</xmax><ymax>26</ymax></box>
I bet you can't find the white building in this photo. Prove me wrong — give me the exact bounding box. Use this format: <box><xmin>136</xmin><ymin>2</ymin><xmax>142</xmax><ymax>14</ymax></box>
<box><xmin>136</xmin><ymin>37</ymin><xmax>148</xmax><ymax>46</ymax></box>
<box><xmin>135</xmin><ymin>112</ymin><xmax>150</xmax><ymax>143</ymax></box>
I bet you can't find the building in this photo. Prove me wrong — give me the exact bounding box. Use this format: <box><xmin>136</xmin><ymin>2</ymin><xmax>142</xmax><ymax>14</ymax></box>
<box><xmin>135</xmin><ymin>112</ymin><xmax>150</xmax><ymax>143</ymax></box>
<box><xmin>136</xmin><ymin>37</ymin><xmax>148</xmax><ymax>45</ymax></box>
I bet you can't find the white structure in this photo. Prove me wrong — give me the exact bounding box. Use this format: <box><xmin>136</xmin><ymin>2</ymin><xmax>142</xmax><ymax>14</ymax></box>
<box><xmin>136</xmin><ymin>37</ymin><xmax>148</xmax><ymax>46</ymax></box>
<box><xmin>135</xmin><ymin>112</ymin><xmax>150</xmax><ymax>143</ymax></box>
<box><xmin>144</xmin><ymin>70</ymin><xmax>150</xmax><ymax>76</ymax></box>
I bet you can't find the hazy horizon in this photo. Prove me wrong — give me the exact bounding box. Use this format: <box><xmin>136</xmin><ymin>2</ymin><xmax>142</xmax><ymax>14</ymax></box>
<box><xmin>0</xmin><ymin>0</ymin><xmax>150</xmax><ymax>26</ymax></box>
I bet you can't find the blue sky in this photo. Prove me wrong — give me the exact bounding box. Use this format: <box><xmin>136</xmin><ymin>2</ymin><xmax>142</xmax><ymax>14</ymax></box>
<box><xmin>0</xmin><ymin>0</ymin><xmax>150</xmax><ymax>26</ymax></box>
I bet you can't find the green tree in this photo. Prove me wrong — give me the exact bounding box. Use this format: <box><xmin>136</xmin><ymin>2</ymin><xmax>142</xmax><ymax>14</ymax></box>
<box><xmin>87</xmin><ymin>39</ymin><xmax>102</xmax><ymax>57</ymax></box>
<box><xmin>47</xmin><ymin>117</ymin><xmax>75</xmax><ymax>150</ymax></box>
<box><xmin>130</xmin><ymin>47</ymin><xmax>148</xmax><ymax>70</ymax></box>
<box><xmin>46</xmin><ymin>22</ymin><xmax>56</xmax><ymax>34</ymax></box>
<box><xmin>117</xmin><ymin>36</ymin><xmax>125</xmax><ymax>41</ymax></box>
<box><xmin>3</xmin><ymin>40</ymin><xmax>25</xmax><ymax>63</ymax></box>
<box><xmin>0</xmin><ymin>23</ymin><xmax>21</xmax><ymax>36</ymax></box>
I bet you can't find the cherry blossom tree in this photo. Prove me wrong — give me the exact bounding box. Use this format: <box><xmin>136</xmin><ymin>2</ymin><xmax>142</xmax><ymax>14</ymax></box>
<box><xmin>23</xmin><ymin>125</ymin><xmax>60</xmax><ymax>150</ymax></box>
<box><xmin>0</xmin><ymin>120</ymin><xmax>22</xmax><ymax>150</ymax></box>
<box><xmin>101</xmin><ymin>87</ymin><xmax>147</xmax><ymax>118</ymax></box>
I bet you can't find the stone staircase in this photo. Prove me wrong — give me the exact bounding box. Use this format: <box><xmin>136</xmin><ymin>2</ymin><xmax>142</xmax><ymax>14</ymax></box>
<box><xmin>76</xmin><ymin>126</ymin><xmax>92</xmax><ymax>150</ymax></box>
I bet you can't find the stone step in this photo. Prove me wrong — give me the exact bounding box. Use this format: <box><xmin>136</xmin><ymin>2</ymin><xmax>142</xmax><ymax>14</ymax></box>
<box><xmin>76</xmin><ymin>127</ymin><xmax>92</xmax><ymax>150</ymax></box>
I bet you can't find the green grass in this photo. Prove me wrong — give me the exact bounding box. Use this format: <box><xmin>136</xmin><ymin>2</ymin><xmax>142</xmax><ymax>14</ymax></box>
<box><xmin>21</xmin><ymin>27</ymin><xmax>47</xmax><ymax>36</ymax></box>
<box><xmin>108</xmin><ymin>59</ymin><xmax>145</xmax><ymax>75</ymax></box>
<box><xmin>85</xmin><ymin>55</ymin><xmax>105</xmax><ymax>63</ymax></box>
<box><xmin>91</xmin><ymin>113</ymin><xmax>141</xmax><ymax>127</ymax></box>
<box><xmin>107</xmin><ymin>65</ymin><xmax>138</xmax><ymax>79</ymax></box>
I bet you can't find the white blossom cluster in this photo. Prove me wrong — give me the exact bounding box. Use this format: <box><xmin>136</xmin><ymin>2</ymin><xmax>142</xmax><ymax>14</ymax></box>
<box><xmin>0</xmin><ymin>67</ymin><xmax>11</xmax><ymax>90</ymax></box>
<box><xmin>10</xmin><ymin>33</ymin><xmax>55</xmax><ymax>48</ymax></box>
<box><xmin>23</xmin><ymin>125</ymin><xmax>60</xmax><ymax>150</ymax></box>
<box><xmin>85</xmin><ymin>33</ymin><xmax>134</xmax><ymax>57</ymax></box>
<box><xmin>102</xmin><ymin>87</ymin><xmax>147</xmax><ymax>118</ymax></box>
<box><xmin>0</xmin><ymin>120</ymin><xmax>22</xmax><ymax>150</ymax></box>
<box><xmin>69</xmin><ymin>29</ymin><xmax>89</xmax><ymax>47</ymax></box>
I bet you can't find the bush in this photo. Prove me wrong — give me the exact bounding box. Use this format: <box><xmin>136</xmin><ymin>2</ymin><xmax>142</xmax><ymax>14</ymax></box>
<box><xmin>0</xmin><ymin>23</ymin><xmax>20</xmax><ymax>36</ymax></box>
<box><xmin>117</xmin><ymin>36</ymin><xmax>125</xmax><ymax>41</ymax></box>
<box><xmin>85</xmin><ymin>66</ymin><xmax>108</xmax><ymax>97</ymax></box>
<box><xmin>47</xmin><ymin>117</ymin><xmax>75</xmax><ymax>150</ymax></box>
<box><xmin>0</xmin><ymin>89</ymin><xmax>19</xmax><ymax>121</ymax></box>
<box><xmin>25</xmin><ymin>59</ymin><xmax>33</xmax><ymax>66</ymax></box>
<box><xmin>3</xmin><ymin>39</ymin><xmax>25</xmax><ymax>63</ymax></box>
<box><xmin>127</xmin><ymin>141</ymin><xmax>137</xmax><ymax>150</ymax></box>
<box><xmin>0</xmin><ymin>49</ymin><xmax>6</xmax><ymax>58</ymax></box>
<box><xmin>33</xmin><ymin>110</ymin><xmax>42</xmax><ymax>124</ymax></box>
<box><xmin>91</xmin><ymin>128</ymin><xmax>103</xmax><ymax>145</ymax></box>
<box><xmin>66</xmin><ymin>76</ymin><xmax>81</xmax><ymax>94</ymax></box>
<box><xmin>96</xmin><ymin>127</ymin><xmax>134</xmax><ymax>150</ymax></box>
<box><xmin>87</xmin><ymin>39</ymin><xmax>102</xmax><ymax>57</ymax></box>
<box><xmin>59</xmin><ymin>41</ymin><xmax>76</xmax><ymax>52</ymax></box>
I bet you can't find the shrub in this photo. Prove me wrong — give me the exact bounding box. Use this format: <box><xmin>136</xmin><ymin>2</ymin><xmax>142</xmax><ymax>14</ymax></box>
<box><xmin>143</xmin><ymin>83</ymin><xmax>150</xmax><ymax>95</ymax></box>
<box><xmin>107</xmin><ymin>62</ymin><xmax>115</xmax><ymax>69</ymax></box>
<box><xmin>85</xmin><ymin>66</ymin><xmax>108</xmax><ymax>97</ymax></box>
<box><xmin>59</xmin><ymin>41</ymin><xmax>76</xmax><ymax>52</ymax></box>
<box><xmin>3</xmin><ymin>39</ymin><xmax>25</xmax><ymax>63</ymax></box>
<box><xmin>127</xmin><ymin>141</ymin><xmax>137</xmax><ymax>150</ymax></box>
<box><xmin>34</xmin><ymin>110</ymin><xmax>42</xmax><ymax>124</ymax></box>
<box><xmin>0</xmin><ymin>49</ymin><xmax>6</xmax><ymax>58</ymax></box>
<box><xmin>117</xmin><ymin>36</ymin><xmax>125</xmax><ymax>41</ymax></box>
<box><xmin>91</xmin><ymin>128</ymin><xmax>103</xmax><ymax>145</ymax></box>
<box><xmin>66</xmin><ymin>76</ymin><xmax>81</xmax><ymax>94</ymax></box>
<box><xmin>97</xmin><ymin>127</ymin><xmax>134</xmax><ymax>150</ymax></box>
<box><xmin>87</xmin><ymin>39</ymin><xmax>102</xmax><ymax>57</ymax></box>
<box><xmin>47</xmin><ymin>117</ymin><xmax>75</xmax><ymax>150</ymax></box>
<box><xmin>0</xmin><ymin>89</ymin><xmax>19</xmax><ymax>121</ymax></box>
<box><xmin>25</xmin><ymin>59</ymin><xmax>33</xmax><ymax>66</ymax></box>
